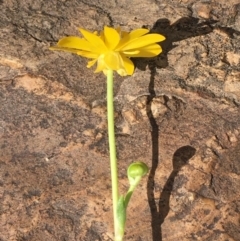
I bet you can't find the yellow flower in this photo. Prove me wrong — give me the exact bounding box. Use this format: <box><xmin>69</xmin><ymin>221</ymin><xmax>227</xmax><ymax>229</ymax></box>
<box><xmin>50</xmin><ymin>26</ymin><xmax>165</xmax><ymax>76</ymax></box>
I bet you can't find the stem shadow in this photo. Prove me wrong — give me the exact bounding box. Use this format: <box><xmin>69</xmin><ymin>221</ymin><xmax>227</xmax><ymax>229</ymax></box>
<box><xmin>146</xmin><ymin>91</ymin><xmax>196</xmax><ymax>240</ymax></box>
<box><xmin>143</xmin><ymin>17</ymin><xmax>212</xmax><ymax>241</ymax></box>
<box><xmin>145</xmin><ymin>62</ymin><xmax>196</xmax><ymax>240</ymax></box>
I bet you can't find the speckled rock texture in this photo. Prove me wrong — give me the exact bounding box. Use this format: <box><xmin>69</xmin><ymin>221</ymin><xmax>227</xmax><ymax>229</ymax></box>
<box><xmin>0</xmin><ymin>0</ymin><xmax>240</xmax><ymax>240</ymax></box>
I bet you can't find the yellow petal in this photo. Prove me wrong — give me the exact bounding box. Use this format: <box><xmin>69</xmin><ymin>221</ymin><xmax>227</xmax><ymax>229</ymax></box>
<box><xmin>116</xmin><ymin>28</ymin><xmax>149</xmax><ymax>50</ymax></box>
<box><xmin>116</xmin><ymin>69</ymin><xmax>127</xmax><ymax>76</ymax></box>
<box><xmin>123</xmin><ymin>44</ymin><xmax>162</xmax><ymax>57</ymax></box>
<box><xmin>79</xmin><ymin>28</ymin><xmax>108</xmax><ymax>53</ymax></box>
<box><xmin>49</xmin><ymin>46</ymin><xmax>81</xmax><ymax>54</ymax></box>
<box><xmin>87</xmin><ymin>59</ymin><xmax>98</xmax><ymax>68</ymax></box>
<box><xmin>115</xmin><ymin>26</ymin><xmax>121</xmax><ymax>34</ymax></box>
<box><xmin>129</xmin><ymin>28</ymin><xmax>150</xmax><ymax>39</ymax></box>
<box><xmin>94</xmin><ymin>55</ymin><xmax>107</xmax><ymax>73</ymax></box>
<box><xmin>77</xmin><ymin>51</ymin><xmax>99</xmax><ymax>58</ymax></box>
<box><xmin>121</xmin><ymin>34</ymin><xmax>165</xmax><ymax>51</ymax></box>
<box><xmin>57</xmin><ymin>36</ymin><xmax>92</xmax><ymax>51</ymax></box>
<box><xmin>122</xmin><ymin>50</ymin><xmax>140</xmax><ymax>55</ymax></box>
<box><xmin>104</xmin><ymin>52</ymin><xmax>123</xmax><ymax>70</ymax></box>
<box><xmin>103</xmin><ymin>69</ymin><xmax>108</xmax><ymax>76</ymax></box>
<box><xmin>103</xmin><ymin>26</ymin><xmax>120</xmax><ymax>50</ymax></box>
<box><xmin>120</xmin><ymin>54</ymin><xmax>134</xmax><ymax>75</ymax></box>
<box><xmin>100</xmin><ymin>30</ymin><xmax>105</xmax><ymax>42</ymax></box>
<box><xmin>120</xmin><ymin>30</ymin><xmax>129</xmax><ymax>38</ymax></box>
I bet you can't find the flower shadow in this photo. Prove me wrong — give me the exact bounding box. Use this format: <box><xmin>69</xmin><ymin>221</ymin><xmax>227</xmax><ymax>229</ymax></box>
<box><xmin>144</xmin><ymin>17</ymin><xmax>210</xmax><ymax>241</ymax></box>
<box><xmin>134</xmin><ymin>17</ymin><xmax>239</xmax><ymax>240</ymax></box>
<box><xmin>134</xmin><ymin>17</ymin><xmax>218</xmax><ymax>70</ymax></box>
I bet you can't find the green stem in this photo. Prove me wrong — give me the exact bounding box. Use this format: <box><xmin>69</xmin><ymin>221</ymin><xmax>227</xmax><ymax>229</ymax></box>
<box><xmin>124</xmin><ymin>185</ymin><xmax>135</xmax><ymax>208</ymax></box>
<box><xmin>107</xmin><ymin>70</ymin><xmax>120</xmax><ymax>240</ymax></box>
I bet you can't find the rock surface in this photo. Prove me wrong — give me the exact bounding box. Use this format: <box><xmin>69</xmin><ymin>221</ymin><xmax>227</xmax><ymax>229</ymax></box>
<box><xmin>0</xmin><ymin>0</ymin><xmax>240</xmax><ymax>240</ymax></box>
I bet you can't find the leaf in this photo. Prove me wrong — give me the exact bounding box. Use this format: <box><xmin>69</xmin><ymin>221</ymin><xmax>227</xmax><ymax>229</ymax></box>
<box><xmin>117</xmin><ymin>196</ymin><xmax>126</xmax><ymax>238</ymax></box>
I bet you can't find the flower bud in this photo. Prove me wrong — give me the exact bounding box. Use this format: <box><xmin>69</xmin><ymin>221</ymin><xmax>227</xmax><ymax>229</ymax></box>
<box><xmin>127</xmin><ymin>161</ymin><xmax>148</xmax><ymax>186</ymax></box>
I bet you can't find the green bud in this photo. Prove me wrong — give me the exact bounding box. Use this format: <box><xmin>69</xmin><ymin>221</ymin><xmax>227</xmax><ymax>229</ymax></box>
<box><xmin>124</xmin><ymin>161</ymin><xmax>149</xmax><ymax>207</ymax></box>
<box><xmin>127</xmin><ymin>161</ymin><xmax>149</xmax><ymax>186</ymax></box>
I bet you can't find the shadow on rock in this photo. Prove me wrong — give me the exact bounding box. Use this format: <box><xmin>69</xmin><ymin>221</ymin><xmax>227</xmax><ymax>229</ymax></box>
<box><xmin>147</xmin><ymin>145</ymin><xmax>196</xmax><ymax>241</ymax></box>
<box><xmin>158</xmin><ymin>146</ymin><xmax>196</xmax><ymax>225</ymax></box>
<box><xmin>143</xmin><ymin>16</ymin><xmax>239</xmax><ymax>241</ymax></box>
<box><xmin>144</xmin><ymin>16</ymin><xmax>212</xmax><ymax>241</ymax></box>
<box><xmin>134</xmin><ymin>17</ymin><xmax>219</xmax><ymax>70</ymax></box>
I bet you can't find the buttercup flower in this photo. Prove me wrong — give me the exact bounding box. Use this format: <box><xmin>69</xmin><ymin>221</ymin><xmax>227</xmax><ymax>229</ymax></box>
<box><xmin>50</xmin><ymin>26</ymin><xmax>165</xmax><ymax>76</ymax></box>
